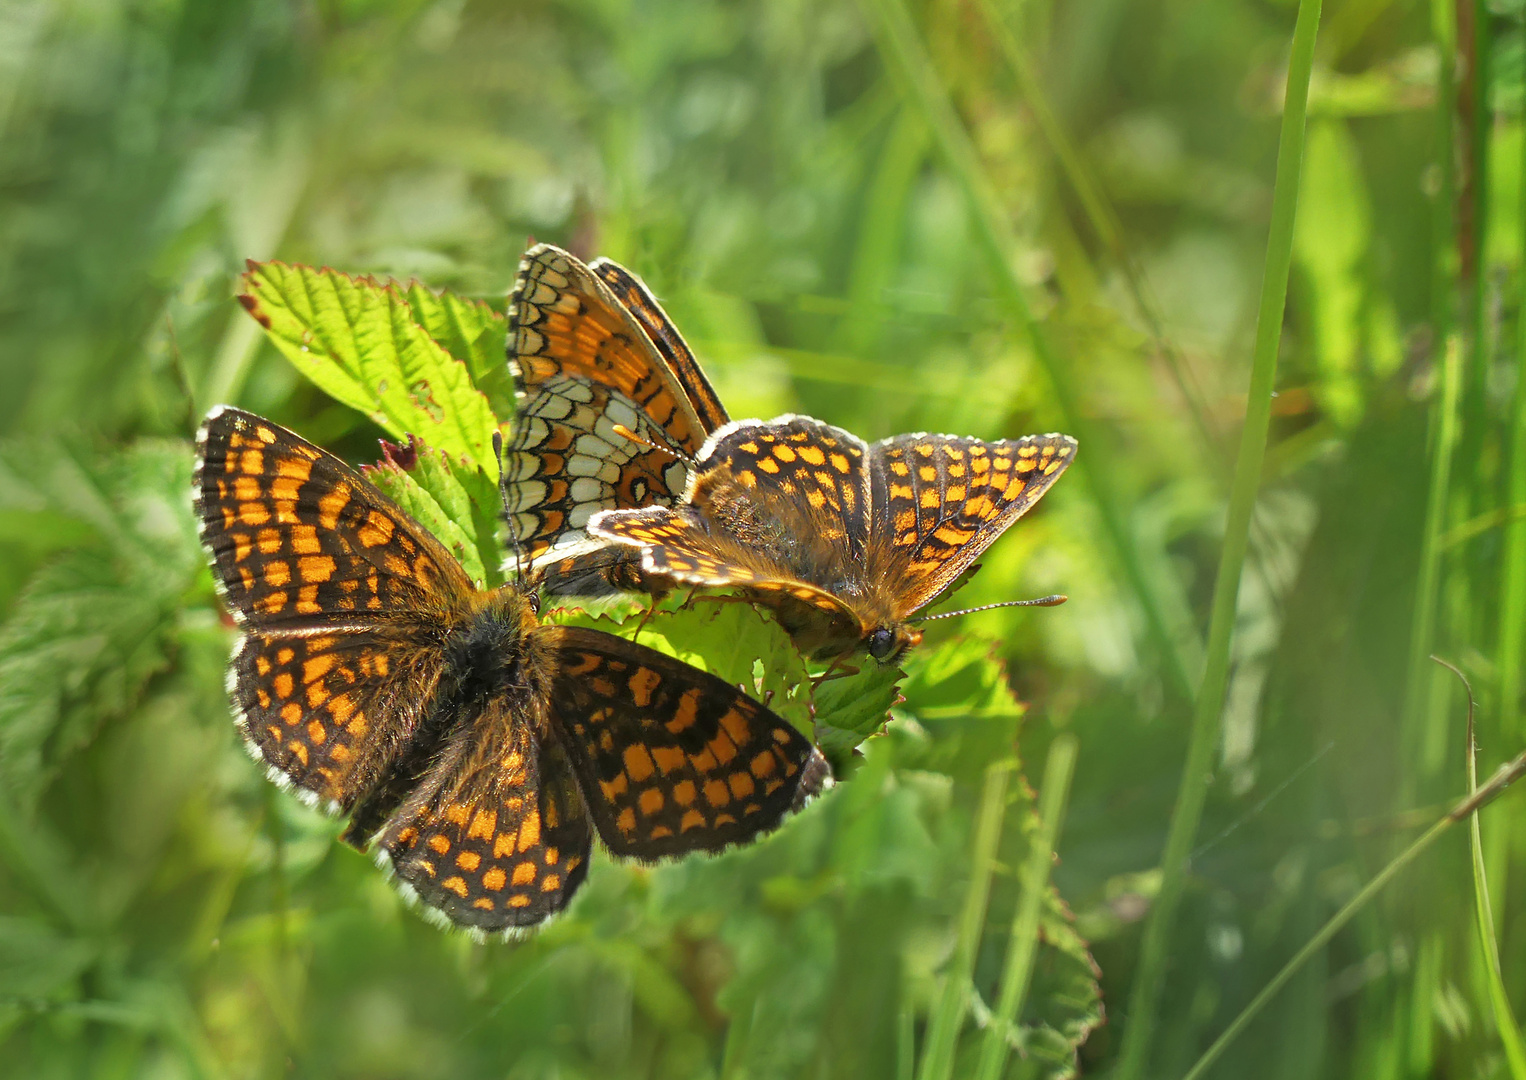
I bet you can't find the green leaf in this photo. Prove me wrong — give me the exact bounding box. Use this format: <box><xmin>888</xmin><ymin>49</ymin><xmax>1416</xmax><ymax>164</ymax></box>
<box><xmin>0</xmin><ymin>440</ymin><xmax>201</xmax><ymax>813</ymax></box>
<box><xmin>0</xmin><ymin>916</ymin><xmax>95</xmax><ymax>998</ymax></box>
<box><xmin>401</xmin><ymin>282</ymin><xmax>515</xmax><ymax>422</ymax></box>
<box><xmin>363</xmin><ymin>440</ymin><xmax>503</xmax><ymax>589</ymax></box>
<box><xmin>239</xmin><ymin>262</ymin><xmax>500</xmax><ymax>477</ymax></box>
<box><xmin>812</xmin><ymin>661</ymin><xmax>904</xmax><ymax>770</ymax></box>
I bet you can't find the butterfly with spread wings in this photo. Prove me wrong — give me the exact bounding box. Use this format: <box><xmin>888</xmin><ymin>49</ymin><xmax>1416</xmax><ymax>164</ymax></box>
<box><xmin>588</xmin><ymin>415</ymin><xmax>1077</xmax><ymax>663</ymax></box>
<box><xmin>500</xmin><ymin>243</ymin><xmax>728</xmax><ymax>595</ymax></box>
<box><xmin>195</xmin><ymin>407</ymin><xmax>828</xmax><ymax>931</ymax></box>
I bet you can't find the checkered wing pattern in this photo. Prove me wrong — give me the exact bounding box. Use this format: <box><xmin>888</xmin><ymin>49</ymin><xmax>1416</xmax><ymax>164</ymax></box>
<box><xmin>230</xmin><ymin>627</ymin><xmax>445</xmax><ymax>809</ymax></box>
<box><xmin>869</xmin><ymin>433</ymin><xmax>1077</xmax><ymax>614</ymax></box>
<box><xmin>590</xmin><ymin>256</ymin><xmax>728</xmax><ymax>433</ymax></box>
<box><xmin>545</xmin><ymin>626</ymin><xmax>828</xmax><ymax>858</ymax></box>
<box><xmin>504</xmin><ymin>244</ymin><xmax>717</xmax><ymax>581</ymax></box>
<box><xmin>196</xmin><ymin>407</ymin><xmax>475</xmax><ymax>627</ymax></box>
<box><xmin>380</xmin><ymin>709</ymin><xmax>593</xmax><ymax>930</ymax></box>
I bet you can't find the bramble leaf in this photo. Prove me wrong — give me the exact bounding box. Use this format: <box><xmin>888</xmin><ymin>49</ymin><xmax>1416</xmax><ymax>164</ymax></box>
<box><xmin>363</xmin><ymin>438</ymin><xmax>503</xmax><ymax>589</ymax></box>
<box><xmin>239</xmin><ymin>262</ymin><xmax>500</xmax><ymax>477</ymax></box>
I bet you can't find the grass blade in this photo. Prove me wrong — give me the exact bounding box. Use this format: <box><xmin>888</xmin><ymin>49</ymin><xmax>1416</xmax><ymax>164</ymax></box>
<box><xmin>917</xmin><ymin>760</ymin><xmax>1012</xmax><ymax>1080</ymax></box>
<box><xmin>973</xmin><ymin>735</ymin><xmax>1078</xmax><ymax>1080</ymax></box>
<box><xmin>1112</xmin><ymin>1</ymin><xmax>1324</xmax><ymax>1074</ymax></box>
<box><xmin>859</xmin><ymin>0</ymin><xmax>1201</xmax><ymax>704</ymax></box>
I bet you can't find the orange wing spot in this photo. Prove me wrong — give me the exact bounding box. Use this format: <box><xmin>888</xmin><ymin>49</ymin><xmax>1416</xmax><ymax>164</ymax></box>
<box><xmin>964</xmin><ymin>495</ymin><xmax>991</xmax><ymax>519</ymax></box>
<box><xmin>541</xmin><ymin>873</ymin><xmax>561</xmax><ymax>892</ymax></box>
<box><xmin>395</xmin><ymin>826</ymin><xmax>419</xmax><ymax>845</ymax></box>
<box><xmin>357</xmin><ymin>510</ymin><xmax>395</xmax><ymax>548</ymax></box>
<box><xmin>329</xmin><ymin>743</ymin><xmax>351</xmax><ymax>764</ymax></box>
<box><xmin>270</xmin><ymin>476</ymin><xmax>301</xmax><ymax>502</ymax></box>
<box><xmin>277</xmin><ymin>646</ymin><xmax>296</xmax><ymax>664</ymax></box>
<box><xmin>1015</xmin><ymin>457</ymin><xmax>1037</xmax><ymax>474</ymax></box>
<box><xmin>273</xmin><ymin>672</ymin><xmax>294</xmax><ymax>699</ymax></box>
<box><xmin>255</xmin><ymin>655</ymin><xmax>272</xmax><ymax>676</ymax></box>
<box><xmin>703</xmin><ymin>778</ymin><xmax>731</xmax><ymax>807</ymax></box>
<box><xmin>945</xmin><ymin>485</ymin><xmax>966</xmax><ymax>502</ymax></box>
<box><xmin>713</xmin><ymin>813</ymin><xmax>737</xmax><ymax>827</ymax></box>
<box><xmin>639</xmin><ymin>787</ymin><xmax>665</xmax><ymax>816</ymax></box>
<box><xmin>275</xmin><ymin>455</ymin><xmax>312</xmax><ymax>481</ymax></box>
<box><xmin>508</xmin><ymin>861</ymin><xmax>535</xmax><ymax>886</ymax></box>
<box><xmin>829</xmin><ymin>452</ymin><xmax>852</xmax><ymax>474</ymax></box>
<box><xmin>562</xmin><ymin>651</ymin><xmax>601</xmax><ymax>677</ymax></box>
<box><xmin>1043</xmin><ymin>460</ymin><xmax>1063</xmax><ymax>475</ymax></box>
<box><xmin>239</xmin><ymin>449</ymin><xmax>264</xmax><ymax>475</ymax></box>
<box><xmin>797</xmin><ymin>444</ymin><xmax>826</xmax><ymax>465</ymax></box>
<box><xmin>252</xmin><ymin>424</ymin><xmax>278</xmax><ymax>445</ymax></box>
<box><xmin>296</xmin><ymin>585</ymin><xmax>321</xmax><ymax>614</ymax></box>
<box><xmin>482</xmin><ymin>865</ymin><xmax>507</xmax><ymax>891</ymax></box>
<box><xmin>467</xmin><ymin>810</ymin><xmax>497</xmax><ymax>841</ymax></box>
<box><xmin>948</xmin><ymin>462</ymin><xmax>966</xmax><ymax>479</ymax></box>
<box><xmin>971</xmin><ymin>456</ymin><xmax>990</xmax><ymax>474</ymax></box>
<box><xmin>992</xmin><ymin>456</ymin><xmax>1011</xmax><ymax>471</ymax></box>
<box><xmin>239</xmin><ymin>502</ymin><xmax>271</xmax><ymax>527</ymax></box>
<box><xmin>302</xmin><ymin>652</ymin><xmax>337</xmax><ymax>684</ymax></box>
<box><xmin>280</xmin><ymin>702</ymin><xmax>302</xmax><ymax>724</ymax></box>
<box><xmin>600</xmin><ymin>773</ymin><xmax>629</xmax><ymax>801</ymax></box>
<box><xmin>233</xmin><ymin>476</ymin><xmax>261</xmax><ymax>502</ymax></box>
<box><xmin>306</xmin><ymin>719</ymin><xmax>327</xmax><ymax>746</ymax></box>
<box><xmin>298</xmin><ymin>555</ymin><xmax>337</xmax><ymax>582</ymax></box>
<box><xmin>1017</xmin><ymin>444</ymin><xmax>1039</xmax><ymax>457</ymax></box>
<box><xmin>1005</xmin><ymin>478</ymin><xmax>1027</xmax><ymax>499</ymax></box>
<box><xmin>935</xmin><ymin>526</ymin><xmax>971</xmax><ymax>545</ymax></box>
<box><xmin>628</xmin><ymin>666</ymin><xmax>661</xmax><ymax>707</ymax></box>
<box><xmin>918</xmin><ymin>465</ymin><xmax>937</xmax><ymax>482</ymax></box>
<box><xmin>441</xmin><ymin>876</ymin><xmax>469</xmax><ymax>898</ymax></box>
<box><xmin>508</xmin><ymin>894</ymin><xmax>531</xmax><ymax>908</ymax></box>
<box><xmin>889</xmin><ymin>483</ymin><xmax>912</xmax><ymax>502</ymax></box>
<box><xmin>738</xmin><ymin>441</ymin><xmax>760</xmax><ymax>454</ymax></box>
<box><xmin>429</xmin><ymin>834</ymin><xmax>451</xmax><ymax>854</ymax></box>
<box><xmin>653</xmin><ymin>745</ymin><xmax>687</xmax><ymax>775</ymax></box>
<box><xmin>445</xmin><ymin>804</ymin><xmax>471</xmax><ymax>826</ymax></box>
<box><xmin>291</xmin><ymin>525</ymin><xmax>321</xmax><ymax>554</ymax></box>
<box><xmin>317</xmin><ymin>484</ymin><xmax>350</xmax><ymax>529</ymax></box>
<box><xmin>649</xmin><ymin>825</ymin><xmax>674</xmax><ymax>840</ymax></box>
<box><xmin>728</xmin><ymin>772</ymin><xmax>756</xmax><ymax>799</ymax></box>
<box><xmin>805</xmin><ymin>488</ymin><xmax>826</xmax><ymax>509</ymax></box>
<box><xmin>257</xmin><ymin>689</ymin><xmax>272</xmax><ymax>709</ymax></box>
<box><xmin>672</xmin><ymin>779</ymin><xmax>697</xmax><ymax>806</ymax></box>
<box><xmin>750</xmin><ymin>751</ymin><xmax>778</xmax><ymax>778</ymax></box>
<box><xmin>289</xmin><ymin>742</ymin><xmax>309</xmax><ymax>767</ymax></box>
<box><xmin>264</xmin><ymin>560</ymin><xmax>291</xmax><ymax>587</ymax></box>
<box><xmin>617</xmin><ymin>806</ymin><xmax>637</xmax><ymax>835</ymax></box>
<box><xmin>680</xmin><ymin>809</ymin><xmax>706</xmax><ymax>832</ymax></box>
<box><xmin>254</xmin><ymin>529</ymin><xmax>280</xmax><ymax>554</ymax></box>
<box><xmin>692</xmin><ymin>748</ymin><xmax>718</xmax><ymax>772</ymax></box>
<box><xmin>920</xmin><ymin>489</ymin><xmax>940</xmax><ymax>509</ymax></box>
<box><xmin>707</xmin><ymin>733</ymin><xmax>738</xmax><ymax>766</ymax></box>
<box><xmin>472</xmin><ymin>898</ymin><xmax>495</xmax><ymax>910</ymax></box>
<box><xmin>517</xmin><ymin>809</ymin><xmax>542</xmax><ymax>852</ymax></box>
<box><xmin>756</xmin><ymin>457</ymin><xmax>780</xmax><ymax>475</ymax></box>
<box><xmin>719</xmin><ymin>707</ymin><xmax>752</xmax><ymax>748</ymax></box>
<box><xmin>894</xmin><ymin>509</ymin><xmax>915</xmax><ymax>532</ymax></box>
<box><xmin>623</xmin><ymin>744</ymin><xmax>656</xmax><ymax>783</ymax></box>
<box><xmin>457</xmin><ymin>851</ymin><xmax>482</xmax><ymax>871</ymax></box>
<box><xmin>773</xmin><ymin>444</ymin><xmax>797</xmax><ymax>463</ymax></box>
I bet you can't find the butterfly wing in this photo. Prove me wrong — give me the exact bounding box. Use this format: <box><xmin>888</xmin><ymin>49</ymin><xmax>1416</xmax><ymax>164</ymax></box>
<box><xmin>869</xmin><ymin>432</ymin><xmax>1077</xmax><ymax>616</ymax></box>
<box><xmin>196</xmin><ymin>406</ymin><xmax>476</xmax><ymax>628</ymax></box>
<box><xmin>543</xmin><ymin>626</ymin><xmax>829</xmax><ymax>859</ymax></box>
<box><xmin>196</xmin><ymin>407</ymin><xmax>476</xmax><ymax>807</ymax></box>
<box><xmin>379</xmin><ymin>703</ymin><xmax>593</xmax><ymax>930</ymax></box>
<box><xmin>503</xmin><ymin>244</ymin><xmax>713</xmax><ymax>582</ymax></box>
<box><xmin>590</xmin><ymin>256</ymin><xmax>729</xmax><ymax>433</ymax></box>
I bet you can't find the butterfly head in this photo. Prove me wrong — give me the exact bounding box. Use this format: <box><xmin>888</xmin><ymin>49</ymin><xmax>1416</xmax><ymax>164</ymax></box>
<box><xmin>866</xmin><ymin>623</ymin><xmax>922</xmax><ymax>663</ymax></box>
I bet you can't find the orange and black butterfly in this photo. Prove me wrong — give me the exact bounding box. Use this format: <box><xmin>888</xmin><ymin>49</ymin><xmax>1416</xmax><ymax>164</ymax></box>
<box><xmin>588</xmin><ymin>415</ymin><xmax>1077</xmax><ymax>664</ymax></box>
<box><xmin>194</xmin><ymin>407</ymin><xmax>828</xmax><ymax>932</ymax></box>
<box><xmin>500</xmin><ymin>243</ymin><xmax>728</xmax><ymax>594</ymax></box>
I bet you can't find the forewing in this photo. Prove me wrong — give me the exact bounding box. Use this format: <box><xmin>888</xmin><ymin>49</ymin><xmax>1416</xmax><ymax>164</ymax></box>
<box><xmin>231</xmin><ymin>627</ymin><xmax>445</xmax><ymax>810</ymax></box>
<box><xmin>544</xmin><ymin>626</ymin><xmax>829</xmax><ymax>859</ymax></box>
<box><xmin>590</xmin><ymin>256</ymin><xmax>729</xmax><ymax>433</ymax></box>
<box><xmin>870</xmin><ymin>432</ymin><xmax>1077</xmax><ymax>616</ymax></box>
<box><xmin>504</xmin><ymin>244</ymin><xmax>711</xmax><ymax>577</ymax></box>
<box><xmin>196</xmin><ymin>406</ymin><xmax>474</xmax><ymax>628</ymax></box>
<box><xmin>381</xmin><ymin>705</ymin><xmax>593</xmax><ymax>930</ymax></box>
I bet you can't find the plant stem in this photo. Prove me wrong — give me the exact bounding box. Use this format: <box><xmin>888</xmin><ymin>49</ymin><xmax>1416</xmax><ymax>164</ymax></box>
<box><xmin>973</xmin><ymin>736</ymin><xmax>1078</xmax><ymax>1080</ymax></box>
<box><xmin>1112</xmin><ymin>1</ymin><xmax>1324</xmax><ymax>1074</ymax></box>
<box><xmin>917</xmin><ymin>761</ymin><xmax>1012</xmax><ymax>1080</ymax></box>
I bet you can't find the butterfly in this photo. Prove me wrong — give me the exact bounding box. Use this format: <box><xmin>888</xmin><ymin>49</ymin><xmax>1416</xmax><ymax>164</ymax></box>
<box><xmin>194</xmin><ymin>406</ymin><xmax>829</xmax><ymax>931</ymax></box>
<box><xmin>500</xmin><ymin>243</ymin><xmax>728</xmax><ymax>595</ymax></box>
<box><xmin>587</xmin><ymin>414</ymin><xmax>1077</xmax><ymax>663</ymax></box>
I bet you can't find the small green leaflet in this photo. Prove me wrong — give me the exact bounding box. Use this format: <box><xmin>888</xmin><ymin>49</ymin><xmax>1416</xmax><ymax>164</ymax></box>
<box><xmin>239</xmin><ymin>262</ymin><xmax>501</xmax><ymax>478</ymax></box>
<box><xmin>363</xmin><ymin>438</ymin><xmax>504</xmax><ymax>590</ymax></box>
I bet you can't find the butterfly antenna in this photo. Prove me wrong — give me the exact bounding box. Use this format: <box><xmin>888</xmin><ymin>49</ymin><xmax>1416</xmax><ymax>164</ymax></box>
<box><xmin>611</xmin><ymin>423</ymin><xmax>695</xmax><ymax>467</ymax></box>
<box><xmin>915</xmin><ymin>595</ymin><xmax>1069</xmax><ymax>622</ymax></box>
<box><xmin>494</xmin><ymin>429</ymin><xmax>528</xmax><ymax>585</ymax></box>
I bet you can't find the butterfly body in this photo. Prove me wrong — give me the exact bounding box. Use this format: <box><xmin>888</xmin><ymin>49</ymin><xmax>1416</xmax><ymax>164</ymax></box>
<box><xmin>196</xmin><ymin>407</ymin><xmax>827</xmax><ymax>932</ymax></box>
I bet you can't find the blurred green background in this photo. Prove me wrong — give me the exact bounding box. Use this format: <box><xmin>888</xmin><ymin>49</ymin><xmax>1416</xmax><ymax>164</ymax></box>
<box><xmin>4</xmin><ymin>0</ymin><xmax>1526</xmax><ymax>1076</ymax></box>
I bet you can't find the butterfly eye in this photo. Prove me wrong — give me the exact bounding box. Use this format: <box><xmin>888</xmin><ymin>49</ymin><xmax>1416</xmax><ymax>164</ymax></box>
<box><xmin>528</xmin><ymin>592</ymin><xmax>542</xmax><ymax>615</ymax></box>
<box><xmin>867</xmin><ymin>627</ymin><xmax>897</xmax><ymax>660</ymax></box>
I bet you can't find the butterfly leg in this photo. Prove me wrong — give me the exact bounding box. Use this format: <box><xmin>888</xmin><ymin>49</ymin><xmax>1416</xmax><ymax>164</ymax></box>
<box><xmin>810</xmin><ymin>652</ymin><xmax>860</xmax><ymax>688</ymax></box>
